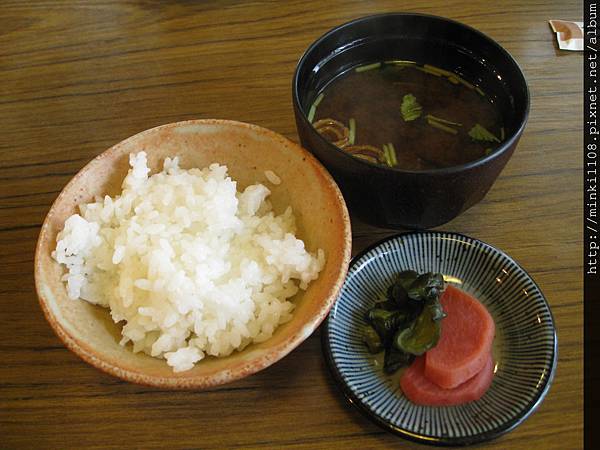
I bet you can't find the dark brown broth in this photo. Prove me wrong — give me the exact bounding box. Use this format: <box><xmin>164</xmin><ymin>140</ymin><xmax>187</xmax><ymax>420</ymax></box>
<box><xmin>313</xmin><ymin>63</ymin><xmax>503</xmax><ymax>170</ymax></box>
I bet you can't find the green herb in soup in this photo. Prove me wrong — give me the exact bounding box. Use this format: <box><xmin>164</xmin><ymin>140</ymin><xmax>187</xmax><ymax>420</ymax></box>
<box><xmin>310</xmin><ymin>61</ymin><xmax>505</xmax><ymax>170</ymax></box>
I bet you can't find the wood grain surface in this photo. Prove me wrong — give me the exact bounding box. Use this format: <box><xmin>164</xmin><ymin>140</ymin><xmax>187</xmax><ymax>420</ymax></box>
<box><xmin>0</xmin><ymin>1</ymin><xmax>582</xmax><ymax>449</ymax></box>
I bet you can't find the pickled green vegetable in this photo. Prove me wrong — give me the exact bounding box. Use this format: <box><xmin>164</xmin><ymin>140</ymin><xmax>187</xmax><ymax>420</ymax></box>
<box><xmin>396</xmin><ymin>270</ymin><xmax>419</xmax><ymax>291</ymax></box>
<box><xmin>393</xmin><ymin>305</ymin><xmax>441</xmax><ymax>355</ymax></box>
<box><xmin>384</xmin><ymin>345</ymin><xmax>414</xmax><ymax>374</ymax></box>
<box><xmin>428</xmin><ymin>296</ymin><xmax>447</xmax><ymax>321</ymax></box>
<box><xmin>372</xmin><ymin>298</ymin><xmax>398</xmax><ymax>311</ymax></box>
<box><xmin>387</xmin><ymin>280</ymin><xmax>409</xmax><ymax>308</ymax></box>
<box><xmin>386</xmin><ymin>270</ymin><xmax>421</xmax><ymax>310</ymax></box>
<box><xmin>407</xmin><ymin>272</ymin><xmax>444</xmax><ymax>301</ymax></box>
<box><xmin>362</xmin><ymin>325</ymin><xmax>383</xmax><ymax>354</ymax></box>
<box><xmin>367</xmin><ymin>309</ymin><xmax>408</xmax><ymax>344</ymax></box>
<box><xmin>362</xmin><ymin>270</ymin><xmax>447</xmax><ymax>375</ymax></box>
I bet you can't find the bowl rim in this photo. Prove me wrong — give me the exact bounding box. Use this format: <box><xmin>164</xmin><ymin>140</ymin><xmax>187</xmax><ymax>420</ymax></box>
<box><xmin>321</xmin><ymin>230</ymin><xmax>558</xmax><ymax>446</ymax></box>
<box><xmin>292</xmin><ymin>12</ymin><xmax>531</xmax><ymax>175</ymax></box>
<box><xmin>34</xmin><ymin>118</ymin><xmax>352</xmax><ymax>389</ymax></box>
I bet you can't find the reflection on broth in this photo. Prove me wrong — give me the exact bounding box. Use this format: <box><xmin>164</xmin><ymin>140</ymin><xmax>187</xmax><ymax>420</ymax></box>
<box><xmin>309</xmin><ymin>61</ymin><xmax>505</xmax><ymax>170</ymax></box>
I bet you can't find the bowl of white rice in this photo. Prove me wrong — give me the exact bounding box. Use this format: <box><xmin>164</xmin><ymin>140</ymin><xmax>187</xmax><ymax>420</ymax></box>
<box><xmin>34</xmin><ymin>119</ymin><xmax>351</xmax><ymax>388</ymax></box>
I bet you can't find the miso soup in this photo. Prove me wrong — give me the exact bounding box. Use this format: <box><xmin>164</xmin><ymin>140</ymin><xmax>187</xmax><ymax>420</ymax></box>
<box><xmin>309</xmin><ymin>61</ymin><xmax>505</xmax><ymax>171</ymax></box>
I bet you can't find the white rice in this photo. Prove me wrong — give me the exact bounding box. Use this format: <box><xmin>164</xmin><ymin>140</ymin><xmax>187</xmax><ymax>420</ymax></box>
<box><xmin>264</xmin><ymin>170</ymin><xmax>281</xmax><ymax>185</ymax></box>
<box><xmin>52</xmin><ymin>152</ymin><xmax>325</xmax><ymax>372</ymax></box>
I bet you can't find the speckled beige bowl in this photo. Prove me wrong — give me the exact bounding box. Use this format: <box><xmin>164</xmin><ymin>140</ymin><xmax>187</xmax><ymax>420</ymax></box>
<box><xmin>35</xmin><ymin>119</ymin><xmax>351</xmax><ymax>389</ymax></box>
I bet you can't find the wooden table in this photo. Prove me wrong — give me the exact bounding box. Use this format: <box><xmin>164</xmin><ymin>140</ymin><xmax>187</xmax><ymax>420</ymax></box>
<box><xmin>0</xmin><ymin>1</ymin><xmax>582</xmax><ymax>448</ymax></box>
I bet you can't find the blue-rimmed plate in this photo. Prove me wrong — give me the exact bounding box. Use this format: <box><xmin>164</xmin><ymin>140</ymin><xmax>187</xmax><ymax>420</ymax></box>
<box><xmin>323</xmin><ymin>232</ymin><xmax>557</xmax><ymax>446</ymax></box>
